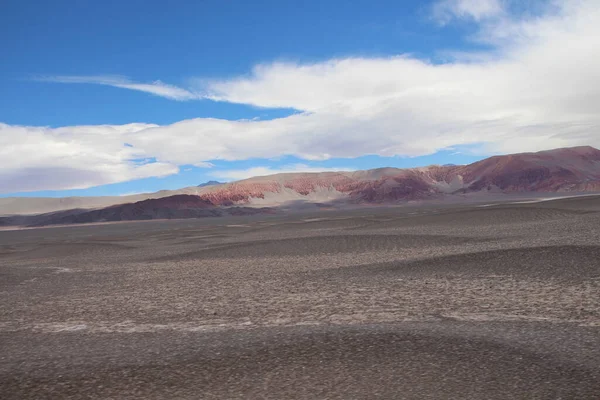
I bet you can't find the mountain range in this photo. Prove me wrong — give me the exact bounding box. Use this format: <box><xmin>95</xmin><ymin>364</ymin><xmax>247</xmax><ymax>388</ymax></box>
<box><xmin>1</xmin><ymin>146</ymin><xmax>600</xmax><ymax>227</ymax></box>
<box><xmin>197</xmin><ymin>181</ymin><xmax>223</xmax><ymax>188</ymax></box>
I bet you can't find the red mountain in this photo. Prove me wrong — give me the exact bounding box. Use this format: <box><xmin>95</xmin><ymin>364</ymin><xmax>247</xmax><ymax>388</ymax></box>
<box><xmin>2</xmin><ymin>146</ymin><xmax>599</xmax><ymax>226</ymax></box>
<box><xmin>191</xmin><ymin>146</ymin><xmax>600</xmax><ymax>205</ymax></box>
<box><xmin>454</xmin><ymin>146</ymin><xmax>600</xmax><ymax>192</ymax></box>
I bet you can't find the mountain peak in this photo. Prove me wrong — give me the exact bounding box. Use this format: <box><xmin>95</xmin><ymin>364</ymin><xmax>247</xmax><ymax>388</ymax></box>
<box><xmin>197</xmin><ymin>181</ymin><xmax>223</xmax><ymax>188</ymax></box>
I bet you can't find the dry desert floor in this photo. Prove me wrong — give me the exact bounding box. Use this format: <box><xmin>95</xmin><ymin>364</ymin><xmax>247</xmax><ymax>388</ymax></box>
<box><xmin>1</xmin><ymin>196</ymin><xmax>600</xmax><ymax>399</ymax></box>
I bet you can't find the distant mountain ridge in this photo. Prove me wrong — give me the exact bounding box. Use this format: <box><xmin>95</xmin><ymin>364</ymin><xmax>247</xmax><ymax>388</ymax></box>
<box><xmin>1</xmin><ymin>146</ymin><xmax>600</xmax><ymax>225</ymax></box>
<box><xmin>0</xmin><ymin>195</ymin><xmax>274</xmax><ymax>227</ymax></box>
<box><xmin>197</xmin><ymin>181</ymin><xmax>223</xmax><ymax>187</ymax></box>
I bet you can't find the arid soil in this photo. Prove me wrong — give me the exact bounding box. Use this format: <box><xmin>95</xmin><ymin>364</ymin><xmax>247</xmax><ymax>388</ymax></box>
<box><xmin>1</xmin><ymin>196</ymin><xmax>600</xmax><ymax>399</ymax></box>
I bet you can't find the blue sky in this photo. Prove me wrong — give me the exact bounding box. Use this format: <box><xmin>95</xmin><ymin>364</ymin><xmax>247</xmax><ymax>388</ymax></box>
<box><xmin>1</xmin><ymin>0</ymin><xmax>599</xmax><ymax>197</ymax></box>
<box><xmin>2</xmin><ymin>0</ymin><xmax>477</xmax><ymax>128</ymax></box>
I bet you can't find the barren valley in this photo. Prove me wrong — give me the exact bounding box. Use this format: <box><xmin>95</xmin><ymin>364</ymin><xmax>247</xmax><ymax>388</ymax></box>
<box><xmin>1</xmin><ymin>195</ymin><xmax>599</xmax><ymax>398</ymax></box>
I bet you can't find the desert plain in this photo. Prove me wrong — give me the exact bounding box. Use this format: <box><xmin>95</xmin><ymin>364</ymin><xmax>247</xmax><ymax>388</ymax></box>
<box><xmin>1</xmin><ymin>195</ymin><xmax>600</xmax><ymax>399</ymax></box>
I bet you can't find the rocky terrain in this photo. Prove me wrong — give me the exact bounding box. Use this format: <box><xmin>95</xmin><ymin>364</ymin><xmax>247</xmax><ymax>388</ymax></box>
<box><xmin>1</xmin><ymin>146</ymin><xmax>600</xmax><ymax>226</ymax></box>
<box><xmin>1</xmin><ymin>195</ymin><xmax>599</xmax><ymax>398</ymax></box>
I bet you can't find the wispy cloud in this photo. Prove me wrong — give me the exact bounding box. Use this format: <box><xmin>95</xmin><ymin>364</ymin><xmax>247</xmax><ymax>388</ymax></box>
<box><xmin>36</xmin><ymin>75</ymin><xmax>200</xmax><ymax>101</ymax></box>
<box><xmin>118</xmin><ymin>191</ymin><xmax>146</xmax><ymax>197</ymax></box>
<box><xmin>431</xmin><ymin>0</ymin><xmax>505</xmax><ymax>24</ymax></box>
<box><xmin>209</xmin><ymin>164</ymin><xmax>353</xmax><ymax>181</ymax></box>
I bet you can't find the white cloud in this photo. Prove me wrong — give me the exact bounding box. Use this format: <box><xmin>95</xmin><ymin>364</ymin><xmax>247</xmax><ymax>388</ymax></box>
<box><xmin>209</xmin><ymin>164</ymin><xmax>353</xmax><ymax>181</ymax></box>
<box><xmin>432</xmin><ymin>0</ymin><xmax>505</xmax><ymax>24</ymax></box>
<box><xmin>118</xmin><ymin>191</ymin><xmax>146</xmax><ymax>197</ymax></box>
<box><xmin>0</xmin><ymin>123</ymin><xmax>178</xmax><ymax>193</ymax></box>
<box><xmin>37</xmin><ymin>75</ymin><xmax>199</xmax><ymax>101</ymax></box>
<box><xmin>3</xmin><ymin>0</ymin><xmax>600</xmax><ymax>193</ymax></box>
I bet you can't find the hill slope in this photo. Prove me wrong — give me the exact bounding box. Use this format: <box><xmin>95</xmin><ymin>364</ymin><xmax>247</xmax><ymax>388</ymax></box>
<box><xmin>1</xmin><ymin>146</ymin><xmax>599</xmax><ymax>225</ymax></box>
<box><xmin>189</xmin><ymin>146</ymin><xmax>600</xmax><ymax>206</ymax></box>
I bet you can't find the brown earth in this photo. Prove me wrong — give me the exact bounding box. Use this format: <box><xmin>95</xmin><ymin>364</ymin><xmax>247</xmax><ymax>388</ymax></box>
<box><xmin>1</xmin><ymin>195</ymin><xmax>599</xmax><ymax>398</ymax></box>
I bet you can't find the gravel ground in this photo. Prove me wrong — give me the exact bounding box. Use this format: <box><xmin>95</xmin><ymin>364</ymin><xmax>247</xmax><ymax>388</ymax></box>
<box><xmin>1</xmin><ymin>196</ymin><xmax>599</xmax><ymax>399</ymax></box>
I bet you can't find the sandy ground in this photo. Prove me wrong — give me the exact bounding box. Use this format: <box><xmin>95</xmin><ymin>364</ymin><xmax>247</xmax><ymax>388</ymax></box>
<box><xmin>1</xmin><ymin>196</ymin><xmax>600</xmax><ymax>399</ymax></box>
